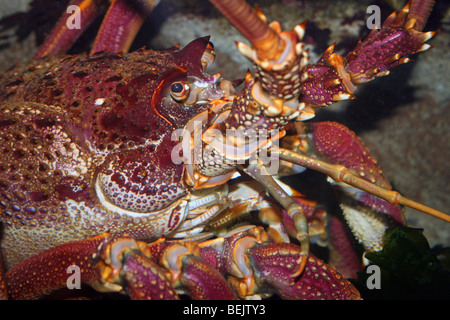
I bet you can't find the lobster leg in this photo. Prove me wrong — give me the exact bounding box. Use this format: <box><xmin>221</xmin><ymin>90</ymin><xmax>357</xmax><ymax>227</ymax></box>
<box><xmin>248</xmin><ymin>243</ymin><xmax>361</xmax><ymax>300</ymax></box>
<box><xmin>90</xmin><ymin>0</ymin><xmax>160</xmax><ymax>55</ymax></box>
<box><xmin>97</xmin><ymin>237</ymin><xmax>237</xmax><ymax>300</ymax></box>
<box><xmin>222</xmin><ymin>165</ymin><xmax>358</xmax><ymax>278</ymax></box>
<box><xmin>3</xmin><ymin>232</ymin><xmax>238</xmax><ymax>300</ymax></box>
<box><xmin>114</xmin><ymin>248</ymin><xmax>179</xmax><ymax>300</ymax></box>
<box><xmin>199</xmin><ymin>226</ymin><xmax>361</xmax><ymax>300</ymax></box>
<box><xmin>34</xmin><ymin>0</ymin><xmax>160</xmax><ymax>58</ymax></box>
<box><xmin>4</xmin><ymin>233</ymin><xmax>111</xmax><ymax>300</ymax></box>
<box><xmin>204</xmin><ymin>179</ymin><xmax>328</xmax><ymax>245</ymax></box>
<box><xmin>159</xmin><ymin>242</ymin><xmax>237</xmax><ymax>299</ymax></box>
<box><xmin>243</xmin><ymin>157</ymin><xmax>310</xmax><ymax>276</ymax></box>
<box><xmin>33</xmin><ymin>0</ymin><xmax>102</xmax><ymax>58</ymax></box>
<box><xmin>216</xmin><ymin>157</ymin><xmax>360</xmax><ymax>278</ymax></box>
<box><xmin>95</xmin><ymin>237</ymin><xmax>180</xmax><ymax>300</ymax></box>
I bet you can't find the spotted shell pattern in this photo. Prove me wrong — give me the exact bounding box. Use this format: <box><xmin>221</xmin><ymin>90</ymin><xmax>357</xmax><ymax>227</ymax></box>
<box><xmin>0</xmin><ymin>38</ymin><xmax>221</xmax><ymax>269</ymax></box>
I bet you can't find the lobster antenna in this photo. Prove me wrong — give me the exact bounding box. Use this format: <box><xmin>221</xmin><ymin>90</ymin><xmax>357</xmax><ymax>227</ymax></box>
<box><xmin>209</xmin><ymin>0</ymin><xmax>285</xmax><ymax>61</ymax></box>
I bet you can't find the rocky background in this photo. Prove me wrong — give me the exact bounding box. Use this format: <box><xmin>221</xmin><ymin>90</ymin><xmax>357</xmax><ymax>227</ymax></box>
<box><xmin>0</xmin><ymin>0</ymin><xmax>448</xmax><ymax>247</ymax></box>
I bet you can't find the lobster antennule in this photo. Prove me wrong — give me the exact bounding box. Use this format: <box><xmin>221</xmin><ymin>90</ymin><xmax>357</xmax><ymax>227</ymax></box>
<box><xmin>208</xmin><ymin>0</ymin><xmax>285</xmax><ymax>61</ymax></box>
<box><xmin>276</xmin><ymin>148</ymin><xmax>450</xmax><ymax>223</ymax></box>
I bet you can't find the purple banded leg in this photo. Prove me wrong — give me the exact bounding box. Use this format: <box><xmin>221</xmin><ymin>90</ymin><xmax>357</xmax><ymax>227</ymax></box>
<box><xmin>33</xmin><ymin>0</ymin><xmax>102</xmax><ymax>58</ymax></box>
<box><xmin>281</xmin><ymin>197</ymin><xmax>327</xmax><ymax>244</ymax></box>
<box><xmin>90</xmin><ymin>0</ymin><xmax>160</xmax><ymax>54</ymax></box>
<box><xmin>244</xmin><ymin>159</ymin><xmax>310</xmax><ymax>278</ymax></box>
<box><xmin>34</xmin><ymin>0</ymin><xmax>160</xmax><ymax>58</ymax></box>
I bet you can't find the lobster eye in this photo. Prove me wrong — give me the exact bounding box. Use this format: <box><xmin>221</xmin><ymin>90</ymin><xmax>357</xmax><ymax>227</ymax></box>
<box><xmin>171</xmin><ymin>82</ymin><xmax>184</xmax><ymax>93</ymax></box>
<box><xmin>170</xmin><ymin>82</ymin><xmax>190</xmax><ymax>101</ymax></box>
